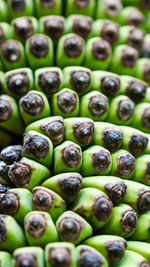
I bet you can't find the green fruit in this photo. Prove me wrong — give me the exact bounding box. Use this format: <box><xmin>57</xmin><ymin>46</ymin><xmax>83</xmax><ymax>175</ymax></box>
<box><xmin>0</xmin><ymin>94</ymin><xmax>24</xmax><ymax>135</ymax></box>
<box><xmin>0</xmin><ymin>188</ymin><xmax>33</xmax><ymax>224</ymax></box>
<box><xmin>63</xmin><ymin>66</ymin><xmax>92</xmax><ymax>95</ymax></box>
<box><xmin>4</xmin><ymin>68</ymin><xmax>34</xmax><ymax>99</ymax></box>
<box><xmin>0</xmin><ymin>252</ymin><xmax>12</xmax><ymax>267</ymax></box>
<box><xmin>123</xmin><ymin>180</ymin><xmax>150</xmax><ymax>213</ymax></box>
<box><xmin>131</xmin><ymin>102</ymin><xmax>150</xmax><ymax>133</ymax></box>
<box><xmin>106</xmin><ymin>95</ymin><xmax>135</xmax><ymax>125</ymax></box>
<box><xmin>93</xmin><ymin>122</ymin><xmax>123</xmax><ymax>153</ymax></box>
<box><xmin>109</xmin><ymin>44</ymin><xmax>138</xmax><ymax>76</ymax></box>
<box><xmin>51</xmin><ymin>88</ymin><xmax>79</xmax><ymax>118</ymax></box>
<box><xmin>65</xmin><ymin>15</ymin><xmax>93</xmax><ymax>40</ymax></box>
<box><xmin>76</xmin><ymin>245</ymin><xmax>108</xmax><ymax>267</ymax></box>
<box><xmin>56</xmin><ymin>34</ymin><xmax>85</xmax><ymax>68</ymax></box>
<box><xmin>39</xmin><ymin>16</ymin><xmax>65</xmax><ymax>42</ymax></box>
<box><xmin>53</xmin><ymin>141</ymin><xmax>82</xmax><ymax>174</ymax></box>
<box><xmin>65</xmin><ymin>0</ymin><xmax>95</xmax><ymax>17</ymax></box>
<box><xmin>19</xmin><ymin>90</ymin><xmax>51</xmax><ymax>125</ymax></box>
<box><xmin>42</xmin><ymin>172</ymin><xmax>82</xmax><ymax>203</ymax></box>
<box><xmin>115</xmin><ymin>250</ymin><xmax>149</xmax><ymax>267</ymax></box>
<box><xmin>95</xmin><ymin>0</ymin><xmax>122</xmax><ymax>21</ymax></box>
<box><xmin>0</xmin><ymin>214</ymin><xmax>26</xmax><ymax>252</ymax></box>
<box><xmin>12</xmin><ymin>247</ymin><xmax>44</xmax><ymax>267</ymax></box>
<box><xmin>101</xmin><ymin>203</ymin><xmax>138</xmax><ymax>238</ymax></box>
<box><xmin>11</xmin><ymin>16</ymin><xmax>39</xmax><ymax>43</ymax></box>
<box><xmin>127</xmin><ymin>241</ymin><xmax>150</xmax><ymax>263</ymax></box>
<box><xmin>32</xmin><ymin>186</ymin><xmax>66</xmax><ymax>222</ymax></box>
<box><xmin>24</xmin><ymin>211</ymin><xmax>58</xmax><ymax>246</ymax></box>
<box><xmin>35</xmin><ymin>0</ymin><xmax>62</xmax><ymax>18</ymax></box>
<box><xmin>84</xmin><ymin>37</ymin><xmax>112</xmax><ymax>70</ymax></box>
<box><xmin>35</xmin><ymin>67</ymin><xmax>63</xmax><ymax>97</ymax></box>
<box><xmin>81</xmin><ymin>145</ymin><xmax>112</xmax><ymax>176</ymax></box>
<box><xmin>110</xmin><ymin>149</ymin><xmax>135</xmax><ymax>179</ymax></box>
<box><xmin>56</xmin><ymin>211</ymin><xmax>93</xmax><ymax>245</ymax></box>
<box><xmin>8</xmin><ymin>157</ymin><xmax>51</xmax><ymax>191</ymax></box>
<box><xmin>118</xmin><ymin>6</ymin><xmax>144</xmax><ymax>27</ymax></box>
<box><xmin>45</xmin><ymin>242</ymin><xmax>78</xmax><ymax>267</ymax></box>
<box><xmin>64</xmin><ymin>117</ymin><xmax>94</xmax><ymax>146</ymax></box>
<box><xmin>80</xmin><ymin>91</ymin><xmax>109</xmax><ymax>121</ymax></box>
<box><xmin>8</xmin><ymin>0</ymin><xmax>34</xmax><ymax>19</ymax></box>
<box><xmin>25</xmin><ymin>116</ymin><xmax>65</xmax><ymax>145</ymax></box>
<box><xmin>84</xmin><ymin>235</ymin><xmax>127</xmax><ymax>265</ymax></box>
<box><xmin>25</xmin><ymin>34</ymin><xmax>54</xmax><ymax>70</ymax></box>
<box><xmin>71</xmin><ymin>187</ymin><xmax>113</xmax><ymax>230</ymax></box>
<box><xmin>135</xmin><ymin>58</ymin><xmax>150</xmax><ymax>86</ymax></box>
<box><xmin>82</xmin><ymin>175</ymin><xmax>127</xmax><ymax>205</ymax></box>
<box><xmin>22</xmin><ymin>130</ymin><xmax>53</xmax><ymax>168</ymax></box>
<box><xmin>120</xmin><ymin>126</ymin><xmax>148</xmax><ymax>157</ymax></box>
<box><xmin>0</xmin><ymin>23</ymin><xmax>11</xmax><ymax>45</ymax></box>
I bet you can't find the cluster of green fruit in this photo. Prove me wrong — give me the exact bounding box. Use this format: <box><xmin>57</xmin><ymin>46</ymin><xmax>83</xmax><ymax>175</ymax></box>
<box><xmin>1</xmin><ymin>0</ymin><xmax>150</xmax><ymax>266</ymax></box>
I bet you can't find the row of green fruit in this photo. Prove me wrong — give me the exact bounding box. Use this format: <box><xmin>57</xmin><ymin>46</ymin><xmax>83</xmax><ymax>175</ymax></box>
<box><xmin>0</xmin><ymin>0</ymin><xmax>149</xmax><ymax>21</ymax></box>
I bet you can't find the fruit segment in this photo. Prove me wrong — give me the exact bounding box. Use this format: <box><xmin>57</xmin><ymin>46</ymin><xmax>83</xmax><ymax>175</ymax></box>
<box><xmin>71</xmin><ymin>187</ymin><xmax>113</xmax><ymax>230</ymax></box>
<box><xmin>24</xmin><ymin>211</ymin><xmax>59</xmax><ymax>246</ymax></box>
<box><xmin>115</xmin><ymin>250</ymin><xmax>149</xmax><ymax>267</ymax></box>
<box><xmin>56</xmin><ymin>210</ymin><xmax>93</xmax><ymax>245</ymax></box>
<box><xmin>12</xmin><ymin>247</ymin><xmax>44</xmax><ymax>267</ymax></box>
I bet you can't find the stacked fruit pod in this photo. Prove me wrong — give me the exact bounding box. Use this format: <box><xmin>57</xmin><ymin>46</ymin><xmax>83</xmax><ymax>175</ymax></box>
<box><xmin>1</xmin><ymin>0</ymin><xmax>150</xmax><ymax>266</ymax></box>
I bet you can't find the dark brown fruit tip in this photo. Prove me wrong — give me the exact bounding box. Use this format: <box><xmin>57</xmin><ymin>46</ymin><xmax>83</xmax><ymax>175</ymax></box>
<box><xmin>121</xmin><ymin>46</ymin><xmax>138</xmax><ymax>68</ymax></box>
<box><xmin>8</xmin><ymin>161</ymin><xmax>32</xmax><ymax>187</ymax></box>
<box><xmin>129</xmin><ymin>133</ymin><xmax>148</xmax><ymax>157</ymax></box>
<box><xmin>23</xmin><ymin>133</ymin><xmax>49</xmax><ymax>159</ymax></box>
<box><xmin>72</xmin><ymin>16</ymin><xmax>92</xmax><ymax>39</ymax></box>
<box><xmin>29</xmin><ymin>35</ymin><xmax>49</xmax><ymax>58</ymax></box>
<box><xmin>43</xmin><ymin>16</ymin><xmax>64</xmax><ymax>41</ymax></box>
<box><xmin>105</xmin><ymin>240</ymin><xmax>126</xmax><ymax>265</ymax></box>
<box><xmin>38</xmin><ymin>71</ymin><xmax>60</xmax><ymax>95</ymax></box>
<box><xmin>40</xmin><ymin>118</ymin><xmax>64</xmax><ymax>143</ymax></box>
<box><xmin>0</xmin><ymin>191</ymin><xmax>20</xmax><ymax>216</ymax></box>
<box><xmin>139</xmin><ymin>261</ymin><xmax>149</xmax><ymax>267</ymax></box>
<box><xmin>57</xmin><ymin>90</ymin><xmax>77</xmax><ymax>114</ymax></box>
<box><xmin>58</xmin><ymin>215</ymin><xmax>82</xmax><ymax>242</ymax></box>
<box><xmin>70</xmin><ymin>70</ymin><xmax>91</xmax><ymax>94</ymax></box>
<box><xmin>142</xmin><ymin>107</ymin><xmax>150</xmax><ymax>129</ymax></box>
<box><xmin>92</xmin><ymin>195</ymin><xmax>113</xmax><ymax>221</ymax></box>
<box><xmin>101</xmin><ymin>20</ymin><xmax>119</xmax><ymax>44</ymax></box>
<box><xmin>21</xmin><ymin>92</ymin><xmax>44</xmax><ymax>116</ymax></box>
<box><xmin>64</xmin><ymin>35</ymin><xmax>84</xmax><ymax>58</ymax></box>
<box><xmin>105</xmin><ymin>182</ymin><xmax>127</xmax><ymax>205</ymax></box>
<box><xmin>120</xmin><ymin>209</ymin><xmax>138</xmax><ymax>233</ymax></box>
<box><xmin>1</xmin><ymin>40</ymin><xmax>21</xmax><ymax>62</ymax></box>
<box><xmin>7</xmin><ymin>71</ymin><xmax>29</xmax><ymax>95</ymax></box>
<box><xmin>104</xmin><ymin>0</ymin><xmax>122</xmax><ymax>17</ymax></box>
<box><xmin>137</xmin><ymin>189</ymin><xmax>150</xmax><ymax>213</ymax></box>
<box><xmin>117</xmin><ymin>153</ymin><xmax>135</xmax><ymax>177</ymax></box>
<box><xmin>15</xmin><ymin>253</ymin><xmax>38</xmax><ymax>267</ymax></box>
<box><xmin>58</xmin><ymin>174</ymin><xmax>82</xmax><ymax>198</ymax></box>
<box><xmin>73</xmin><ymin>121</ymin><xmax>94</xmax><ymax>145</ymax></box>
<box><xmin>79</xmin><ymin>247</ymin><xmax>104</xmax><ymax>267</ymax></box>
<box><xmin>102</xmin><ymin>127</ymin><xmax>123</xmax><ymax>152</ymax></box>
<box><xmin>126</xmin><ymin>80</ymin><xmax>147</xmax><ymax>103</ymax></box>
<box><xmin>127</xmin><ymin>9</ymin><xmax>144</xmax><ymax>27</ymax></box>
<box><xmin>62</xmin><ymin>144</ymin><xmax>81</xmax><ymax>168</ymax></box>
<box><xmin>0</xmin><ymin>215</ymin><xmax>6</xmax><ymax>243</ymax></box>
<box><xmin>88</xmin><ymin>94</ymin><xmax>109</xmax><ymax>117</ymax></box>
<box><xmin>117</xmin><ymin>99</ymin><xmax>135</xmax><ymax>121</ymax></box>
<box><xmin>0</xmin><ymin>95</ymin><xmax>12</xmax><ymax>122</ymax></box>
<box><xmin>40</xmin><ymin>0</ymin><xmax>55</xmax><ymax>8</ymax></box>
<box><xmin>32</xmin><ymin>187</ymin><xmax>54</xmax><ymax>212</ymax></box>
<box><xmin>101</xmin><ymin>75</ymin><xmax>120</xmax><ymax>98</ymax></box>
<box><xmin>144</xmin><ymin>61</ymin><xmax>150</xmax><ymax>82</ymax></box>
<box><xmin>10</xmin><ymin>0</ymin><xmax>25</xmax><ymax>12</ymax></box>
<box><xmin>92</xmin><ymin>149</ymin><xmax>111</xmax><ymax>172</ymax></box>
<box><xmin>75</xmin><ymin>0</ymin><xmax>89</xmax><ymax>8</ymax></box>
<box><xmin>128</xmin><ymin>28</ymin><xmax>145</xmax><ymax>50</ymax></box>
<box><xmin>14</xmin><ymin>18</ymin><xmax>34</xmax><ymax>41</ymax></box>
<box><xmin>49</xmin><ymin>247</ymin><xmax>72</xmax><ymax>267</ymax></box>
<box><xmin>25</xmin><ymin>212</ymin><xmax>47</xmax><ymax>237</ymax></box>
<box><xmin>92</xmin><ymin>39</ymin><xmax>111</xmax><ymax>61</ymax></box>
